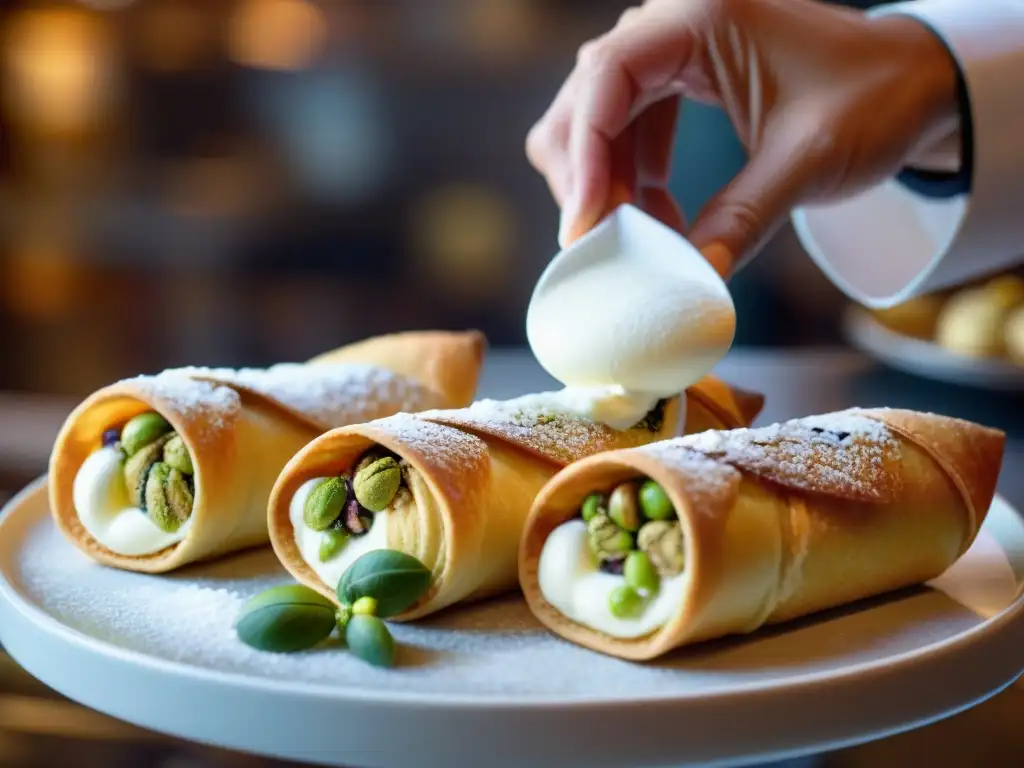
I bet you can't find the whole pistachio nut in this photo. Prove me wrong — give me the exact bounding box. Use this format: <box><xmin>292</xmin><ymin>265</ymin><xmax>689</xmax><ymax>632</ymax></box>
<box><xmin>580</xmin><ymin>493</ymin><xmax>606</xmax><ymax>522</ymax></box>
<box><xmin>145</xmin><ymin>462</ymin><xmax>193</xmax><ymax>533</ymax></box>
<box><xmin>304</xmin><ymin>477</ymin><xmax>347</xmax><ymax>531</ymax></box>
<box><xmin>624</xmin><ymin>550</ymin><xmax>660</xmax><ymax>595</ymax></box>
<box><xmin>586</xmin><ymin>514</ymin><xmax>634</xmax><ymax>561</ymax></box>
<box><xmin>639</xmin><ymin>479</ymin><xmax>675</xmax><ymax>521</ymax></box>
<box><xmin>163</xmin><ymin>434</ymin><xmax>194</xmax><ymax>475</ymax></box>
<box><xmin>121</xmin><ymin>412</ymin><xmax>173</xmax><ymax>457</ymax></box>
<box><xmin>319</xmin><ymin>529</ymin><xmax>349</xmax><ymax>562</ymax></box>
<box><xmin>608</xmin><ymin>584</ymin><xmax>645</xmax><ymax>619</ymax></box>
<box><xmin>637</xmin><ymin>520</ymin><xmax>685</xmax><ymax>577</ymax></box>
<box><xmin>124</xmin><ymin>433</ymin><xmax>173</xmax><ymax>508</ymax></box>
<box><xmin>608</xmin><ymin>482</ymin><xmax>641</xmax><ymax>532</ymax></box>
<box><xmin>353</xmin><ymin>456</ymin><xmax>402</xmax><ymax>512</ymax></box>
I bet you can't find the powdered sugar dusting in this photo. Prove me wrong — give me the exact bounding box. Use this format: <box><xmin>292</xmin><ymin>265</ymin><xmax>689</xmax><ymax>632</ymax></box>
<box><xmin>637</xmin><ymin>441</ymin><xmax>741</xmax><ymax>514</ymax></box>
<box><xmin>121</xmin><ymin>372</ymin><xmax>242</xmax><ymax>448</ymax></box>
<box><xmin>422</xmin><ymin>391</ymin><xmax>667</xmax><ymax>467</ymax></box>
<box><xmin>677</xmin><ymin>408</ymin><xmax>903</xmax><ymax>502</ymax></box>
<box><xmin>370</xmin><ymin>412</ymin><xmax>489</xmax><ymax>479</ymax></box>
<box><xmin>173</xmin><ymin>363</ymin><xmax>444</xmax><ymax>432</ymax></box>
<box><xmin>12</xmin><ymin>498</ymin><xmax>992</xmax><ymax>699</ymax></box>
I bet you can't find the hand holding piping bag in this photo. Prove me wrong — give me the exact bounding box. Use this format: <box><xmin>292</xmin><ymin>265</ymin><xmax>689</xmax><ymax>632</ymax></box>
<box><xmin>526</xmin><ymin>0</ymin><xmax>964</xmax><ymax>280</ymax></box>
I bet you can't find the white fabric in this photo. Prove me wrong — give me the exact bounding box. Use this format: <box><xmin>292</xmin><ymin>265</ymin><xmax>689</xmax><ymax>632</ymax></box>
<box><xmin>790</xmin><ymin>0</ymin><xmax>1024</xmax><ymax>308</ymax></box>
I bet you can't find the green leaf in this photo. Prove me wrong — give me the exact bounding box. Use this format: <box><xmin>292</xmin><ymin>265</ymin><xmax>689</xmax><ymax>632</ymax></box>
<box><xmin>336</xmin><ymin>549</ymin><xmax>431</xmax><ymax>618</ymax></box>
<box><xmin>345</xmin><ymin>615</ymin><xmax>396</xmax><ymax>668</ymax></box>
<box><xmin>236</xmin><ymin>584</ymin><xmax>336</xmax><ymax>653</ymax></box>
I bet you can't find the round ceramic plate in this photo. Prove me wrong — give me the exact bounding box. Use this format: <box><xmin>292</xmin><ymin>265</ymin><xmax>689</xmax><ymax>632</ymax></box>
<box><xmin>842</xmin><ymin>305</ymin><xmax>1024</xmax><ymax>390</ymax></box>
<box><xmin>1</xmin><ymin>478</ymin><xmax>1023</xmax><ymax>768</ymax></box>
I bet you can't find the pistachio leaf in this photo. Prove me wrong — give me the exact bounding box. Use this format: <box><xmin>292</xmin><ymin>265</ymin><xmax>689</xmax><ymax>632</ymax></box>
<box><xmin>345</xmin><ymin>614</ymin><xmax>397</xmax><ymax>668</ymax></box>
<box><xmin>236</xmin><ymin>584</ymin><xmax>336</xmax><ymax>653</ymax></box>
<box><xmin>336</xmin><ymin>549</ymin><xmax>431</xmax><ymax>618</ymax></box>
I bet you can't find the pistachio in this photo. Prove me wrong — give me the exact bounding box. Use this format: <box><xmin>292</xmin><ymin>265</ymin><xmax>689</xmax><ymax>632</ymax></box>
<box><xmin>162</xmin><ymin>434</ymin><xmax>194</xmax><ymax>475</ymax></box>
<box><xmin>624</xmin><ymin>550</ymin><xmax>660</xmax><ymax>595</ymax></box>
<box><xmin>638</xmin><ymin>520</ymin><xmax>685</xmax><ymax>577</ymax></box>
<box><xmin>121</xmin><ymin>412</ymin><xmax>173</xmax><ymax>457</ymax></box>
<box><xmin>144</xmin><ymin>462</ymin><xmax>193</xmax><ymax>533</ymax></box>
<box><xmin>608</xmin><ymin>584</ymin><xmax>645</xmax><ymax>618</ymax></box>
<box><xmin>639</xmin><ymin>479</ymin><xmax>675</xmax><ymax>521</ymax></box>
<box><xmin>353</xmin><ymin>456</ymin><xmax>402</xmax><ymax>512</ymax></box>
<box><xmin>304</xmin><ymin>477</ymin><xmax>347</xmax><ymax>531</ymax></box>
<box><xmin>124</xmin><ymin>433</ymin><xmax>173</xmax><ymax>508</ymax></box>
<box><xmin>342</xmin><ymin>493</ymin><xmax>374</xmax><ymax>535</ymax></box>
<box><xmin>586</xmin><ymin>514</ymin><xmax>633</xmax><ymax>561</ymax></box>
<box><xmin>319</xmin><ymin>529</ymin><xmax>349</xmax><ymax>562</ymax></box>
<box><xmin>580</xmin><ymin>493</ymin><xmax>606</xmax><ymax>523</ymax></box>
<box><xmin>608</xmin><ymin>482</ymin><xmax>641</xmax><ymax>532</ymax></box>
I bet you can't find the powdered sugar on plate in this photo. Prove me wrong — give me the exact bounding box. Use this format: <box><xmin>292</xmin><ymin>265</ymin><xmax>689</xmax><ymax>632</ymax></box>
<box><xmin>3</xmin><ymin>482</ymin><xmax>999</xmax><ymax>702</ymax></box>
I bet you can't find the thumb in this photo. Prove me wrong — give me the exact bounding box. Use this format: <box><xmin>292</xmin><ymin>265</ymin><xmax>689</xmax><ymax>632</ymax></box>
<box><xmin>687</xmin><ymin>142</ymin><xmax>812</xmax><ymax>279</ymax></box>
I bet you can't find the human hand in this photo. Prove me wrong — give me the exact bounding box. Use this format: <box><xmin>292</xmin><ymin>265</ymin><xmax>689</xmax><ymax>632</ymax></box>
<box><xmin>525</xmin><ymin>0</ymin><xmax>961</xmax><ymax>277</ymax></box>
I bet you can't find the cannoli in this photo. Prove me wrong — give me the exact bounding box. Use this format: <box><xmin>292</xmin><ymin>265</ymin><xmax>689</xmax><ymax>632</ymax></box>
<box><xmin>519</xmin><ymin>407</ymin><xmax>1005</xmax><ymax>660</ymax></box>
<box><xmin>268</xmin><ymin>376</ymin><xmax>764</xmax><ymax>620</ymax></box>
<box><xmin>49</xmin><ymin>330</ymin><xmax>486</xmax><ymax>572</ymax></box>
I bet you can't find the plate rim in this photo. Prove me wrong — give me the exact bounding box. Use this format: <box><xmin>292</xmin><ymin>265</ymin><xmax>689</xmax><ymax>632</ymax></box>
<box><xmin>2</xmin><ymin>474</ymin><xmax>1023</xmax><ymax>712</ymax></box>
<box><xmin>842</xmin><ymin>304</ymin><xmax>1024</xmax><ymax>386</ymax></box>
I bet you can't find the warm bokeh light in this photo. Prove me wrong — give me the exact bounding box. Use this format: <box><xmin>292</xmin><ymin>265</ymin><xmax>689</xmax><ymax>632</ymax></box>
<box><xmin>226</xmin><ymin>0</ymin><xmax>327</xmax><ymax>71</ymax></box>
<box><xmin>3</xmin><ymin>246</ymin><xmax>82</xmax><ymax>322</ymax></box>
<box><xmin>1</xmin><ymin>7</ymin><xmax>116</xmax><ymax>138</ymax></box>
<box><xmin>409</xmin><ymin>183</ymin><xmax>516</xmax><ymax>301</ymax></box>
<box><xmin>136</xmin><ymin>0</ymin><xmax>217</xmax><ymax>72</ymax></box>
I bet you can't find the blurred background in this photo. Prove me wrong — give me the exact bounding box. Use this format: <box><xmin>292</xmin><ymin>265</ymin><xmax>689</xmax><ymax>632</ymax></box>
<box><xmin>0</xmin><ymin>1</ymin><xmax>1023</xmax><ymax>766</ymax></box>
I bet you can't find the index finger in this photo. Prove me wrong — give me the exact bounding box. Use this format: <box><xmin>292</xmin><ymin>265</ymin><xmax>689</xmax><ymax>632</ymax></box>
<box><xmin>565</xmin><ymin>11</ymin><xmax>699</xmax><ymax>242</ymax></box>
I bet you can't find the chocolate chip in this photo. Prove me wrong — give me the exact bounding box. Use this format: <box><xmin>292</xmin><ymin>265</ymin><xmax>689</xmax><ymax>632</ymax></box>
<box><xmin>102</xmin><ymin>428</ymin><xmax>121</xmax><ymax>447</ymax></box>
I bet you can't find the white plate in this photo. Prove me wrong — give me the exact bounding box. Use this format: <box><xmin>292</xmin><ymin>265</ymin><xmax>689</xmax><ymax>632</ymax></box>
<box><xmin>1</xmin><ymin>477</ymin><xmax>1023</xmax><ymax>768</ymax></box>
<box><xmin>842</xmin><ymin>305</ymin><xmax>1024</xmax><ymax>390</ymax></box>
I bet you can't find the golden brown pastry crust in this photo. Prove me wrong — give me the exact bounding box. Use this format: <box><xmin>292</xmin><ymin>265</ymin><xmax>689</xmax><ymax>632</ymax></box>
<box><xmin>267</xmin><ymin>375</ymin><xmax>764</xmax><ymax>619</ymax></box>
<box><xmin>518</xmin><ymin>407</ymin><xmax>1005</xmax><ymax>661</ymax></box>
<box><xmin>49</xmin><ymin>330</ymin><xmax>485</xmax><ymax>573</ymax></box>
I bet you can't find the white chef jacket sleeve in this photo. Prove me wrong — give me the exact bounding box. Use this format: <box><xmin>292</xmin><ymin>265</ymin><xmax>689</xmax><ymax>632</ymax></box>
<box><xmin>788</xmin><ymin>0</ymin><xmax>1024</xmax><ymax>309</ymax></box>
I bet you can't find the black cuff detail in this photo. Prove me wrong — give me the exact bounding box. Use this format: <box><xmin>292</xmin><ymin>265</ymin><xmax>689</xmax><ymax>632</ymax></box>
<box><xmin>895</xmin><ymin>23</ymin><xmax>973</xmax><ymax>200</ymax></box>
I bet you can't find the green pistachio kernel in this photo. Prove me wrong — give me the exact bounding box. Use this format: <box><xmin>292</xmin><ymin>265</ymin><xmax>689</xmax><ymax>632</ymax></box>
<box><xmin>351</xmin><ymin>596</ymin><xmax>378</xmax><ymax>616</ymax></box>
<box><xmin>608</xmin><ymin>482</ymin><xmax>641</xmax><ymax>532</ymax></box>
<box><xmin>608</xmin><ymin>584</ymin><xmax>645</xmax><ymax>619</ymax></box>
<box><xmin>304</xmin><ymin>477</ymin><xmax>347</xmax><ymax>531</ymax></box>
<box><xmin>353</xmin><ymin>456</ymin><xmax>402</xmax><ymax>512</ymax></box>
<box><xmin>580</xmin><ymin>493</ymin><xmax>605</xmax><ymax>522</ymax></box>
<box><xmin>121</xmin><ymin>412</ymin><xmax>173</xmax><ymax>457</ymax></box>
<box><xmin>162</xmin><ymin>434</ymin><xmax>194</xmax><ymax>475</ymax></box>
<box><xmin>124</xmin><ymin>433</ymin><xmax>172</xmax><ymax>508</ymax></box>
<box><xmin>624</xmin><ymin>550</ymin><xmax>660</xmax><ymax>595</ymax></box>
<box><xmin>144</xmin><ymin>462</ymin><xmax>193</xmax><ymax>533</ymax></box>
<box><xmin>345</xmin><ymin>614</ymin><xmax>397</xmax><ymax>668</ymax></box>
<box><xmin>319</xmin><ymin>529</ymin><xmax>349</xmax><ymax>562</ymax></box>
<box><xmin>639</xmin><ymin>479</ymin><xmax>675</xmax><ymax>521</ymax></box>
<box><xmin>586</xmin><ymin>514</ymin><xmax>634</xmax><ymax>561</ymax></box>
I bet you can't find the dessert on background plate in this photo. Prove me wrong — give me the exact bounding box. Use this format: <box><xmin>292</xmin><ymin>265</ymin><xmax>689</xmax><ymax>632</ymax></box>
<box><xmin>47</xmin><ymin>330</ymin><xmax>485</xmax><ymax>573</ymax></box>
<box><xmin>266</xmin><ymin>375</ymin><xmax>764</xmax><ymax>622</ymax></box>
<box><xmin>519</xmin><ymin>407</ymin><xmax>1005</xmax><ymax>661</ymax></box>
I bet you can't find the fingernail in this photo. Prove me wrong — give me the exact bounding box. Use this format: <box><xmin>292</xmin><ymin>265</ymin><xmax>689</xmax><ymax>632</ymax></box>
<box><xmin>701</xmin><ymin>242</ymin><xmax>735</xmax><ymax>280</ymax></box>
<box><xmin>558</xmin><ymin>192</ymin><xmax>581</xmax><ymax>249</ymax></box>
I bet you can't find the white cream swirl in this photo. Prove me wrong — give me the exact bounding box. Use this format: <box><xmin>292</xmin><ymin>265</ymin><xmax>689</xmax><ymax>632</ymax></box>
<box><xmin>537</xmin><ymin>519</ymin><xmax>685</xmax><ymax>639</ymax></box>
<box><xmin>72</xmin><ymin>446</ymin><xmax>193</xmax><ymax>556</ymax></box>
